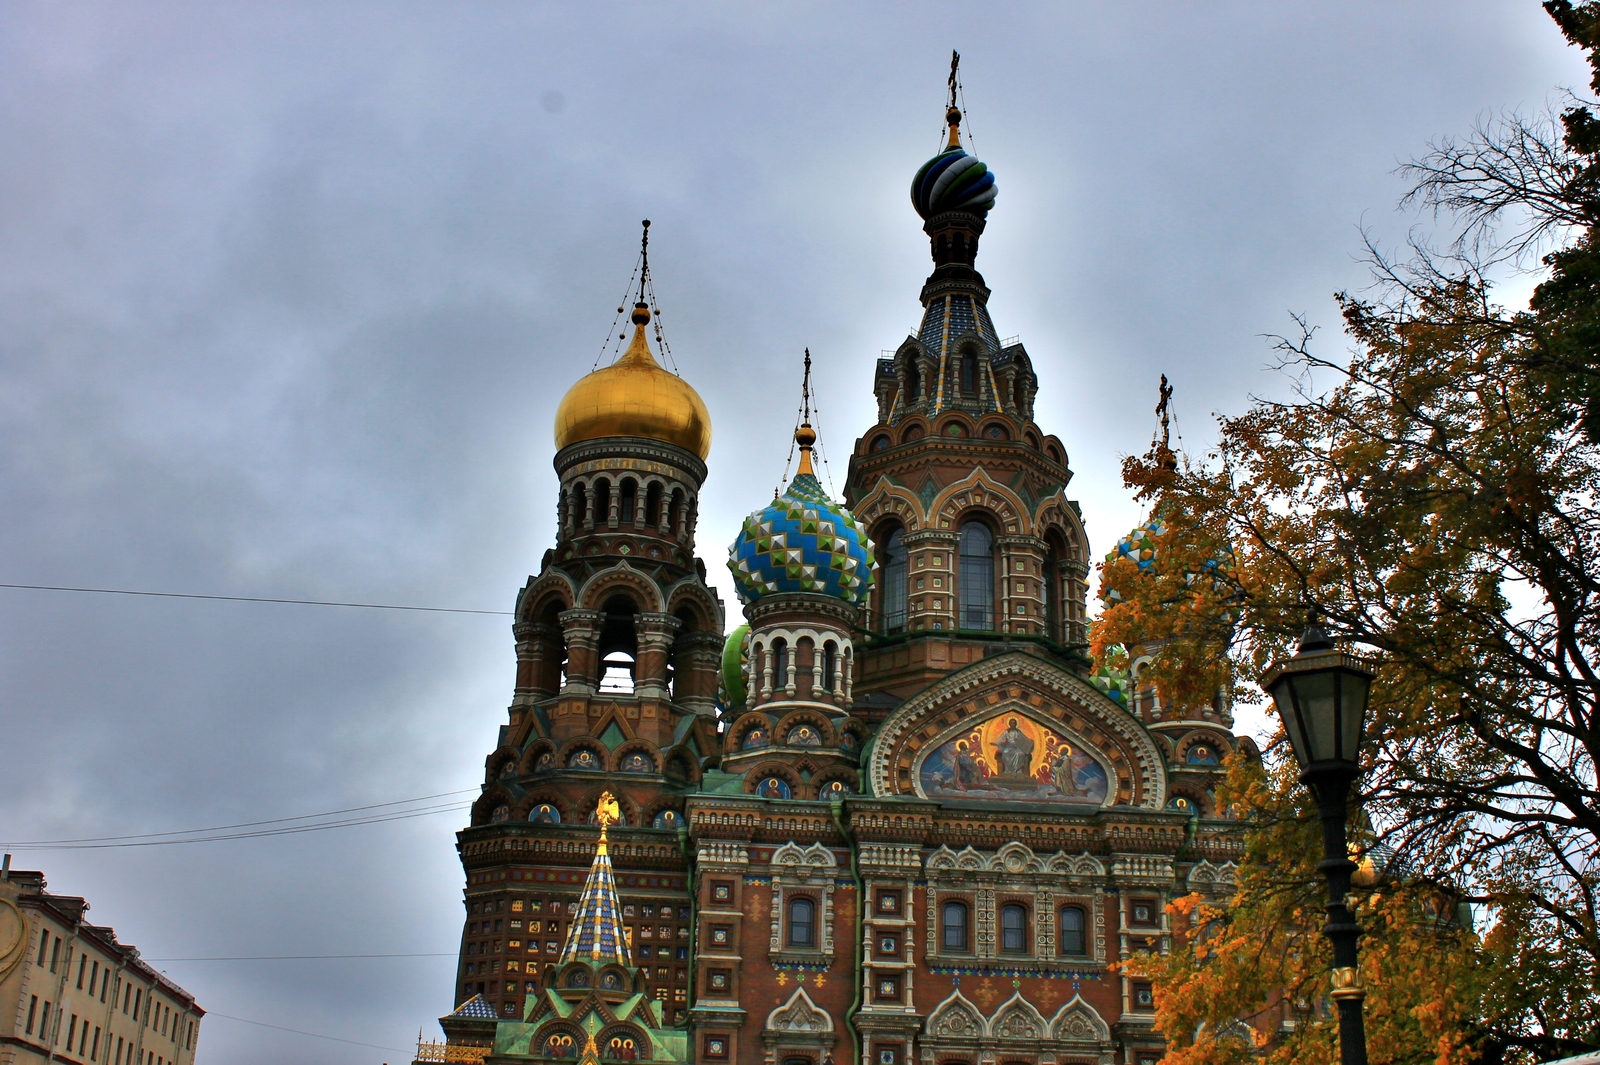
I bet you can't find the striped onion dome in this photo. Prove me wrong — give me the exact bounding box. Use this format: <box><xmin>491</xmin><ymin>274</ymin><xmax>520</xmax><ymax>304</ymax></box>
<box><xmin>911</xmin><ymin>108</ymin><xmax>998</xmax><ymax>219</ymax></box>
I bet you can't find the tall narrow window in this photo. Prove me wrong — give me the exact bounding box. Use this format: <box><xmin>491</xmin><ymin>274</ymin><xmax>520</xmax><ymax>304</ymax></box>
<box><xmin>881</xmin><ymin>528</ymin><xmax>907</xmax><ymax>634</ymax></box>
<box><xmin>787</xmin><ymin>897</ymin><xmax>815</xmax><ymax>947</ymax></box>
<box><xmin>959</xmin><ymin>522</ymin><xmax>995</xmax><ymax>631</ymax></box>
<box><xmin>941</xmin><ymin>901</ymin><xmax>970</xmax><ymax>952</ymax></box>
<box><xmin>907</xmin><ymin>362</ymin><xmax>920</xmax><ymax>402</ymax></box>
<box><xmin>1060</xmin><ymin>906</ymin><xmax>1087</xmax><ymax>956</ymax></box>
<box><xmin>773</xmin><ymin>640</ymin><xmax>789</xmax><ymax>689</ymax></box>
<box><xmin>960</xmin><ymin>351</ymin><xmax>976</xmax><ymax>396</ymax></box>
<box><xmin>620</xmin><ymin>480</ymin><xmax>637</xmax><ymax>525</ymax></box>
<box><xmin>1000</xmin><ymin>904</ymin><xmax>1029</xmax><ymax>954</ymax></box>
<box><xmin>822</xmin><ymin>642</ymin><xmax>837</xmax><ymax>692</ymax></box>
<box><xmin>1043</xmin><ymin>544</ymin><xmax>1061</xmax><ymax>641</ymax></box>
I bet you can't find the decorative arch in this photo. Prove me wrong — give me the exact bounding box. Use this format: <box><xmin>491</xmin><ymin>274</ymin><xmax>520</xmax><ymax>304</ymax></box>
<box><xmin>557</xmin><ymin>737</ymin><xmax>607</xmax><ymax>771</ymax></box>
<box><xmin>611</xmin><ymin>739</ymin><xmax>661</xmax><ymax>775</ymax></box>
<box><xmin>518</xmin><ymin>569</ymin><xmax>578</xmax><ymax>624</ymax></box>
<box><xmin>851</xmin><ymin>478</ymin><xmax>929</xmax><ymax>535</ymax></box>
<box><xmin>664</xmin><ymin>577</ymin><xmax>719</xmax><ymax>631</ymax></box>
<box><xmin>925</xmin><ymin>989</ymin><xmax>988</xmax><ymax>1040</ymax></box>
<box><xmin>764</xmin><ymin>986</ymin><xmax>832</xmax><ymax>1034</ymax></box>
<box><xmin>519</xmin><ymin>739</ymin><xmax>558</xmax><ymax>775</ymax></box>
<box><xmin>471</xmin><ymin>788</ymin><xmax>515</xmax><ymax>826</ymax></box>
<box><xmin>725</xmin><ymin>711</ymin><xmax>775</xmax><ymax>755</ymax></box>
<box><xmin>745</xmin><ymin>763</ymin><xmax>801</xmax><ymax>799</ymax></box>
<box><xmin>866</xmin><ymin>652</ymin><xmax>1169</xmax><ymax>811</ymax></box>
<box><xmin>774</xmin><ymin>708</ymin><xmax>835</xmax><ymax>748</ymax></box>
<box><xmin>990</xmin><ymin>993</ymin><xmax>1049</xmax><ymax>1041</ymax></box>
<box><xmin>577</xmin><ymin>562</ymin><xmax>666</xmax><ymax>613</ymax></box>
<box><xmin>1048</xmin><ymin>995</ymin><xmax>1111</xmax><ymax>1042</ymax></box>
<box><xmin>930</xmin><ymin>468</ymin><xmax>1030</xmax><ymax>536</ymax></box>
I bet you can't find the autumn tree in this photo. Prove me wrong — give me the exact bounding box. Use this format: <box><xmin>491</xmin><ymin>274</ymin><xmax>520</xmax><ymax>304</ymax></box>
<box><xmin>1098</xmin><ymin>4</ymin><xmax>1600</xmax><ymax>1061</ymax></box>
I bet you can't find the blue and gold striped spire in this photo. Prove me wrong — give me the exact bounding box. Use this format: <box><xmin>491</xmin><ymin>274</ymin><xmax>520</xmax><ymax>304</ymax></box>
<box><xmin>558</xmin><ymin>793</ymin><xmax>632</xmax><ymax>966</ymax></box>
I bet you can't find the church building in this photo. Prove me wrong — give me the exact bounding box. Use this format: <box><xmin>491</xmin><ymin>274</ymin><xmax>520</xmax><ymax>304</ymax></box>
<box><xmin>423</xmin><ymin>84</ymin><xmax>1250</xmax><ymax>1065</ymax></box>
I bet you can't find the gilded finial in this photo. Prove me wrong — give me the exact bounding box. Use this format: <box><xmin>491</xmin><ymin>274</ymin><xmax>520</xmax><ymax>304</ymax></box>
<box><xmin>795</xmin><ymin>349</ymin><xmax>817</xmax><ymax>476</ymax></box>
<box><xmin>595</xmin><ymin>791</ymin><xmax>621</xmax><ymax>854</ymax></box>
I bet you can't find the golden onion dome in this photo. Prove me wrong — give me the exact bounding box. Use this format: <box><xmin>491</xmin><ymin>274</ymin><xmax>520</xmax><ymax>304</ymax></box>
<box><xmin>553</xmin><ymin>303</ymin><xmax>712</xmax><ymax>460</ymax></box>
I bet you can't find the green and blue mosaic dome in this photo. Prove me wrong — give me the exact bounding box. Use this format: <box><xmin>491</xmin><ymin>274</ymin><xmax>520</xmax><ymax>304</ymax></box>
<box><xmin>911</xmin><ymin>144</ymin><xmax>997</xmax><ymax>219</ymax></box>
<box><xmin>727</xmin><ymin>472</ymin><xmax>874</xmax><ymax>606</ymax></box>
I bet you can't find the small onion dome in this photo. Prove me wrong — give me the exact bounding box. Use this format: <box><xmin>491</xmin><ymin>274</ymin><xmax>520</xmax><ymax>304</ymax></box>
<box><xmin>1103</xmin><ymin>514</ymin><xmax>1235</xmax><ymax>604</ymax></box>
<box><xmin>554</xmin><ymin>303</ymin><xmax>712</xmax><ymax>459</ymax></box>
<box><xmin>721</xmin><ymin>622</ymin><xmax>751</xmax><ymax>709</ymax></box>
<box><xmin>1090</xmin><ymin>664</ymin><xmax>1131</xmax><ymax>708</ymax></box>
<box><xmin>726</xmin><ymin>436</ymin><xmax>874</xmax><ymax>607</ymax></box>
<box><xmin>910</xmin><ymin>107</ymin><xmax>998</xmax><ymax>219</ymax></box>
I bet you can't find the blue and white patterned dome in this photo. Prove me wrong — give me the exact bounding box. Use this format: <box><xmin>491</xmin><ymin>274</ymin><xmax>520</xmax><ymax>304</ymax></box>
<box><xmin>727</xmin><ymin>470</ymin><xmax>874</xmax><ymax>607</ymax></box>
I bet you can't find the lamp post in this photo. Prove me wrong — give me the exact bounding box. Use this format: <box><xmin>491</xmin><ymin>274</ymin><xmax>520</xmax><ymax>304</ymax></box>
<box><xmin>1261</xmin><ymin>622</ymin><xmax>1376</xmax><ymax>1065</ymax></box>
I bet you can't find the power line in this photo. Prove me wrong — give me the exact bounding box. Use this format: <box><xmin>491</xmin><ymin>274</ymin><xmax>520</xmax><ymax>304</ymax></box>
<box><xmin>5</xmin><ymin>789</ymin><xmax>479</xmax><ymax>846</ymax></box>
<box><xmin>1</xmin><ymin>790</ymin><xmax>478</xmax><ymax>850</ymax></box>
<box><xmin>0</xmin><ymin>583</ymin><xmax>511</xmax><ymax>615</ymax></box>
<box><xmin>146</xmin><ymin>953</ymin><xmax>457</xmax><ymax>961</ymax></box>
<box><xmin>204</xmin><ymin>1011</ymin><xmax>409</xmax><ymax>1053</ymax></box>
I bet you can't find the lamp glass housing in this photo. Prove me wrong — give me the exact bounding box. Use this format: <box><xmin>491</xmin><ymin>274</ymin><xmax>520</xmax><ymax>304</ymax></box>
<box><xmin>1264</xmin><ymin>644</ymin><xmax>1374</xmax><ymax>772</ymax></box>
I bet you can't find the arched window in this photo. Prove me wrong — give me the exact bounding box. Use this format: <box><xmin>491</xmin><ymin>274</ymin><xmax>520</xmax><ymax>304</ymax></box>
<box><xmin>596</xmin><ymin>479</ymin><xmax>613</xmax><ymax>526</ymax></box>
<box><xmin>1060</xmin><ymin>906</ymin><xmax>1087</xmax><ymax>956</ymax></box>
<box><xmin>619</xmin><ymin>479</ymin><xmax>637</xmax><ymax>526</ymax></box>
<box><xmin>959</xmin><ymin>522</ymin><xmax>995</xmax><ymax>631</ymax></box>
<box><xmin>960</xmin><ymin>351</ymin><xmax>976</xmax><ymax>396</ymax></box>
<box><xmin>1044</xmin><ymin>535</ymin><xmax>1064</xmax><ymax>641</ymax></box>
<box><xmin>773</xmin><ymin>639</ymin><xmax>789</xmax><ymax>690</ymax></box>
<box><xmin>787</xmin><ymin>896</ymin><xmax>815</xmax><ymax>947</ymax></box>
<box><xmin>881</xmin><ymin>528</ymin><xmax>907</xmax><ymax>634</ymax></box>
<box><xmin>907</xmin><ymin>361</ymin><xmax>921</xmax><ymax>402</ymax></box>
<box><xmin>645</xmin><ymin>481</ymin><xmax>662</xmax><ymax>528</ymax></box>
<box><xmin>822</xmin><ymin>642</ymin><xmax>837</xmax><ymax>692</ymax></box>
<box><xmin>1000</xmin><ymin>903</ymin><xmax>1029</xmax><ymax>954</ymax></box>
<box><xmin>941</xmin><ymin>901</ymin><xmax>970</xmax><ymax>952</ymax></box>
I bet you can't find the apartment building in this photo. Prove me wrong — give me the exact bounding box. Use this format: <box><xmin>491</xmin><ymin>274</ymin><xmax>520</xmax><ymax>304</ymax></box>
<box><xmin>0</xmin><ymin>861</ymin><xmax>203</xmax><ymax>1065</ymax></box>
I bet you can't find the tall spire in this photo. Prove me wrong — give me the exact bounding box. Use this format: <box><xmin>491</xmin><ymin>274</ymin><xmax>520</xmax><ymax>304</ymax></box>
<box><xmin>795</xmin><ymin>349</ymin><xmax>817</xmax><ymax>477</ymax></box>
<box><xmin>558</xmin><ymin>793</ymin><xmax>631</xmax><ymax>965</ymax></box>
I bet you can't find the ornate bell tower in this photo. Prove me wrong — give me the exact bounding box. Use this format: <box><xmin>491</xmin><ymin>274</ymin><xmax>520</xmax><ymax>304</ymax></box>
<box><xmin>454</xmin><ymin>224</ymin><xmax>723</xmax><ymax>1023</ymax></box>
<box><xmin>845</xmin><ymin>70</ymin><xmax>1092</xmax><ymax>707</ymax></box>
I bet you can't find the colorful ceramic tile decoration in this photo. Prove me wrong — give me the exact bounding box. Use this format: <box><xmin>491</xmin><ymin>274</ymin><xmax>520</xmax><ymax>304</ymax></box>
<box><xmin>530</xmin><ymin>803</ymin><xmax>561</xmax><ymax>824</ymax></box>
<box><xmin>726</xmin><ymin>471</ymin><xmax>874</xmax><ymax>605</ymax></box>
<box><xmin>652</xmin><ymin>809</ymin><xmax>682</xmax><ymax>830</ymax></box>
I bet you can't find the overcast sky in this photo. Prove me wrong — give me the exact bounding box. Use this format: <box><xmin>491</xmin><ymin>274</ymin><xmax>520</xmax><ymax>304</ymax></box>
<box><xmin>0</xmin><ymin>4</ymin><xmax>1587</xmax><ymax>1062</ymax></box>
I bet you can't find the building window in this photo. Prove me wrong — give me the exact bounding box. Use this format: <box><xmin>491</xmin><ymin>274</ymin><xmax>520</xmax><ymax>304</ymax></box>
<box><xmin>960</xmin><ymin>351</ymin><xmax>976</xmax><ymax>396</ymax></box>
<box><xmin>1000</xmin><ymin>903</ymin><xmax>1029</xmax><ymax>954</ymax></box>
<box><xmin>773</xmin><ymin>639</ymin><xmax>789</xmax><ymax>689</ymax></box>
<box><xmin>881</xmin><ymin>528</ymin><xmax>907</xmax><ymax>634</ymax></box>
<box><xmin>1133</xmin><ymin>981</ymin><xmax>1155</xmax><ymax>1010</ymax></box>
<box><xmin>959</xmin><ymin>522</ymin><xmax>994</xmax><ymax>630</ymax></box>
<box><xmin>941</xmin><ymin>900</ymin><xmax>970</xmax><ymax>952</ymax></box>
<box><xmin>822</xmin><ymin>642</ymin><xmax>837</xmax><ymax>692</ymax></box>
<box><xmin>1060</xmin><ymin>906</ymin><xmax>1087</xmax><ymax>956</ymax></box>
<box><xmin>787</xmin><ymin>897</ymin><xmax>816</xmax><ymax>947</ymax></box>
<box><xmin>1130</xmin><ymin>898</ymin><xmax>1158</xmax><ymax>926</ymax></box>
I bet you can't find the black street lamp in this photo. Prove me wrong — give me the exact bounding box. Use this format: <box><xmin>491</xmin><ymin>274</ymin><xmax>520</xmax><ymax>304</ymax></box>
<box><xmin>1261</xmin><ymin>622</ymin><xmax>1376</xmax><ymax>1065</ymax></box>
